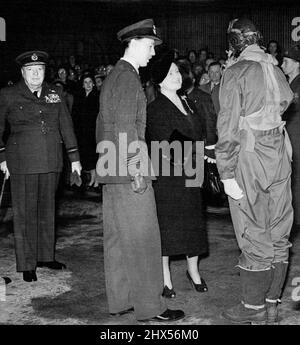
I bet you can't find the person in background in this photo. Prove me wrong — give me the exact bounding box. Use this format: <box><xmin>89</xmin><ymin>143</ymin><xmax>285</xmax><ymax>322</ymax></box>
<box><xmin>200</xmin><ymin>61</ymin><xmax>222</xmax><ymax>115</ymax></box>
<box><xmin>187</xmin><ymin>49</ymin><xmax>198</xmax><ymax>67</ymax></box>
<box><xmin>67</xmin><ymin>67</ymin><xmax>78</xmax><ymax>95</ymax></box>
<box><xmin>192</xmin><ymin>62</ymin><xmax>204</xmax><ymax>87</ymax></box>
<box><xmin>94</xmin><ymin>74</ymin><xmax>104</xmax><ymax>92</ymax></box>
<box><xmin>174</xmin><ymin>49</ymin><xmax>180</xmax><ymax>60</ymax></box>
<box><xmin>178</xmin><ymin>65</ymin><xmax>217</xmax><ymax>151</ymax></box>
<box><xmin>216</xmin><ymin>18</ymin><xmax>294</xmax><ymax>324</ymax></box>
<box><xmin>282</xmin><ymin>45</ymin><xmax>300</xmax><ymax>227</ymax></box>
<box><xmin>267</xmin><ymin>40</ymin><xmax>283</xmax><ymax>68</ymax></box>
<box><xmin>72</xmin><ymin>73</ymin><xmax>99</xmax><ymax>188</ymax></box>
<box><xmin>53</xmin><ymin>79</ymin><xmax>74</xmax><ymax>113</ymax></box>
<box><xmin>105</xmin><ymin>64</ymin><xmax>114</xmax><ymax>76</ymax></box>
<box><xmin>198</xmin><ymin>48</ymin><xmax>208</xmax><ymax>70</ymax></box>
<box><xmin>0</xmin><ymin>50</ymin><xmax>81</xmax><ymax>282</ymax></box>
<box><xmin>95</xmin><ymin>19</ymin><xmax>184</xmax><ymax>323</ymax></box>
<box><xmin>199</xmin><ymin>72</ymin><xmax>210</xmax><ymax>86</ymax></box>
<box><xmin>68</xmin><ymin>55</ymin><xmax>76</xmax><ymax>69</ymax></box>
<box><xmin>74</xmin><ymin>64</ymin><xmax>82</xmax><ymax>82</ymax></box>
<box><xmin>205</xmin><ymin>57</ymin><xmax>216</xmax><ymax>72</ymax></box>
<box><xmin>147</xmin><ymin>51</ymin><xmax>208</xmax><ymax>299</ymax></box>
<box><xmin>57</xmin><ymin>66</ymin><xmax>68</xmax><ymax>85</ymax></box>
<box><xmin>218</xmin><ymin>57</ymin><xmax>226</xmax><ymax>72</ymax></box>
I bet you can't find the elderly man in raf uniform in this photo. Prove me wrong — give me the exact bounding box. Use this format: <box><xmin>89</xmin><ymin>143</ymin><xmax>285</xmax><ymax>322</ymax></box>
<box><xmin>0</xmin><ymin>51</ymin><xmax>82</xmax><ymax>282</ymax></box>
<box><xmin>95</xmin><ymin>19</ymin><xmax>185</xmax><ymax>322</ymax></box>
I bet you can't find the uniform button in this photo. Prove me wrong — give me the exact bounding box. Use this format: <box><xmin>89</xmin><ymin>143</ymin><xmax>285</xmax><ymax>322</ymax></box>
<box><xmin>39</xmin><ymin>110</ymin><xmax>42</xmax><ymax>113</ymax></box>
<box><xmin>41</xmin><ymin>121</ymin><xmax>45</xmax><ymax>124</ymax></box>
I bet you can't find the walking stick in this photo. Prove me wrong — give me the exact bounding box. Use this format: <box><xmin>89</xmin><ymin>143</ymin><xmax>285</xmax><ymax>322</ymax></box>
<box><xmin>0</xmin><ymin>175</ymin><xmax>7</xmax><ymax>208</ymax></box>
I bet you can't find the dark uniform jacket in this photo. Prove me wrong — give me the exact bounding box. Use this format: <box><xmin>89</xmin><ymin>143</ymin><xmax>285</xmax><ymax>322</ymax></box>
<box><xmin>200</xmin><ymin>81</ymin><xmax>220</xmax><ymax>115</ymax></box>
<box><xmin>96</xmin><ymin>59</ymin><xmax>154</xmax><ymax>183</ymax></box>
<box><xmin>146</xmin><ymin>93</ymin><xmax>204</xmax><ymax>182</ymax></box>
<box><xmin>187</xmin><ymin>87</ymin><xmax>217</xmax><ymax>146</ymax></box>
<box><xmin>0</xmin><ymin>80</ymin><xmax>79</xmax><ymax>174</ymax></box>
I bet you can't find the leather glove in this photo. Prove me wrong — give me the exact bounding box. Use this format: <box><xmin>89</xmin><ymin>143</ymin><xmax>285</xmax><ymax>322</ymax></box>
<box><xmin>221</xmin><ymin>178</ymin><xmax>244</xmax><ymax>200</ymax></box>
<box><xmin>70</xmin><ymin>171</ymin><xmax>82</xmax><ymax>187</ymax></box>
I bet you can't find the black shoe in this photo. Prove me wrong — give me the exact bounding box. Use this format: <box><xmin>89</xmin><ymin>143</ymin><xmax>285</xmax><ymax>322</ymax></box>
<box><xmin>2</xmin><ymin>277</ymin><xmax>11</xmax><ymax>285</ymax></box>
<box><xmin>23</xmin><ymin>270</ymin><xmax>37</xmax><ymax>282</ymax></box>
<box><xmin>144</xmin><ymin>309</ymin><xmax>185</xmax><ymax>322</ymax></box>
<box><xmin>37</xmin><ymin>261</ymin><xmax>66</xmax><ymax>270</ymax></box>
<box><xmin>162</xmin><ymin>285</ymin><xmax>176</xmax><ymax>298</ymax></box>
<box><xmin>110</xmin><ymin>307</ymin><xmax>134</xmax><ymax>316</ymax></box>
<box><xmin>186</xmin><ymin>270</ymin><xmax>208</xmax><ymax>292</ymax></box>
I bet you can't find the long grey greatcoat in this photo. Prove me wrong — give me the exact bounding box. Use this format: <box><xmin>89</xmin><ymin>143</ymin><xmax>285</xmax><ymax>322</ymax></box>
<box><xmin>96</xmin><ymin>59</ymin><xmax>155</xmax><ymax>183</ymax></box>
<box><xmin>95</xmin><ymin>59</ymin><xmax>166</xmax><ymax>320</ymax></box>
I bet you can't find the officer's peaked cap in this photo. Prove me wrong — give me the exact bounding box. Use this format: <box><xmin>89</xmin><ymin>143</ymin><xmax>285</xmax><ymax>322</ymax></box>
<box><xmin>16</xmin><ymin>50</ymin><xmax>49</xmax><ymax>67</ymax></box>
<box><xmin>117</xmin><ymin>18</ymin><xmax>162</xmax><ymax>45</ymax></box>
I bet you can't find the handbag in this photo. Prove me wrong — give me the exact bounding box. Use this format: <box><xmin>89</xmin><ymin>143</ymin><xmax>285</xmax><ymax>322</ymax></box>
<box><xmin>203</xmin><ymin>161</ymin><xmax>224</xmax><ymax>196</ymax></box>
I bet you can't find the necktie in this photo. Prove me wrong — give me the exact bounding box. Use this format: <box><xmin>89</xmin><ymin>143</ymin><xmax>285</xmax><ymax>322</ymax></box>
<box><xmin>33</xmin><ymin>91</ymin><xmax>39</xmax><ymax>98</ymax></box>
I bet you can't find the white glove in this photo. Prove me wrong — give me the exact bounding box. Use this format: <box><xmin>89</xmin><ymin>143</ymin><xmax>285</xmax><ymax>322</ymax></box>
<box><xmin>204</xmin><ymin>144</ymin><xmax>216</xmax><ymax>164</ymax></box>
<box><xmin>0</xmin><ymin>161</ymin><xmax>10</xmax><ymax>179</ymax></box>
<box><xmin>71</xmin><ymin>161</ymin><xmax>82</xmax><ymax>176</ymax></box>
<box><xmin>221</xmin><ymin>178</ymin><xmax>244</xmax><ymax>200</ymax></box>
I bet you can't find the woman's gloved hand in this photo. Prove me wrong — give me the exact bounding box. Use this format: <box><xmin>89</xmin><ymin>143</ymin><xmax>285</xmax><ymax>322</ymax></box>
<box><xmin>204</xmin><ymin>145</ymin><xmax>216</xmax><ymax>164</ymax></box>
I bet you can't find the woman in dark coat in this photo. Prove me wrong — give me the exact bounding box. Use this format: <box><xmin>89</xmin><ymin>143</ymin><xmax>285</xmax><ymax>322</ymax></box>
<box><xmin>146</xmin><ymin>51</ymin><xmax>208</xmax><ymax>298</ymax></box>
<box><xmin>72</xmin><ymin>74</ymin><xmax>99</xmax><ymax>186</ymax></box>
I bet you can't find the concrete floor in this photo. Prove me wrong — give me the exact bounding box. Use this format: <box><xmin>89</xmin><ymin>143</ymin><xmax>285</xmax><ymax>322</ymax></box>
<box><xmin>1</xmin><ymin>188</ymin><xmax>300</xmax><ymax>325</ymax></box>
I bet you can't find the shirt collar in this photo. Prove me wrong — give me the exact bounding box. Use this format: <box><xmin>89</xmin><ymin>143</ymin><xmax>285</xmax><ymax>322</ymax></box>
<box><xmin>121</xmin><ymin>57</ymin><xmax>139</xmax><ymax>74</ymax></box>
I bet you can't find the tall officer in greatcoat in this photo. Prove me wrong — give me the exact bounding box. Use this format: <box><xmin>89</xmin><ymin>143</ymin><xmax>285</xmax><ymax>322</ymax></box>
<box><xmin>95</xmin><ymin>19</ymin><xmax>184</xmax><ymax>322</ymax></box>
<box><xmin>0</xmin><ymin>51</ymin><xmax>82</xmax><ymax>282</ymax></box>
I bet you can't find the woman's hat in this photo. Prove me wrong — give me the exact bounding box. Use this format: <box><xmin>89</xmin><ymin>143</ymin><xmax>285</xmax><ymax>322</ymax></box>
<box><xmin>283</xmin><ymin>45</ymin><xmax>300</xmax><ymax>62</ymax></box>
<box><xmin>151</xmin><ymin>50</ymin><xmax>175</xmax><ymax>85</ymax></box>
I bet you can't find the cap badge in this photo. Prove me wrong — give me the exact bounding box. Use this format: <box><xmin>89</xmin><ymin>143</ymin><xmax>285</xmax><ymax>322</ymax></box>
<box><xmin>153</xmin><ymin>25</ymin><xmax>156</xmax><ymax>35</ymax></box>
<box><xmin>31</xmin><ymin>53</ymin><xmax>38</xmax><ymax>61</ymax></box>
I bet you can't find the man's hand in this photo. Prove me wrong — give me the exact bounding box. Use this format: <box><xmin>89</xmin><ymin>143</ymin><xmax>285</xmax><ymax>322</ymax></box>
<box><xmin>131</xmin><ymin>173</ymin><xmax>147</xmax><ymax>194</ymax></box>
<box><xmin>71</xmin><ymin>161</ymin><xmax>82</xmax><ymax>176</ymax></box>
<box><xmin>0</xmin><ymin>161</ymin><xmax>10</xmax><ymax>179</ymax></box>
<box><xmin>88</xmin><ymin>169</ymin><xmax>99</xmax><ymax>187</ymax></box>
<box><xmin>221</xmin><ymin>178</ymin><xmax>244</xmax><ymax>200</ymax></box>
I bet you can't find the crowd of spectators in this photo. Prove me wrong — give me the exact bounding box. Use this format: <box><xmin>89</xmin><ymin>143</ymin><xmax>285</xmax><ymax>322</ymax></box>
<box><xmin>0</xmin><ymin>40</ymin><xmax>284</xmax><ymax>194</ymax></box>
